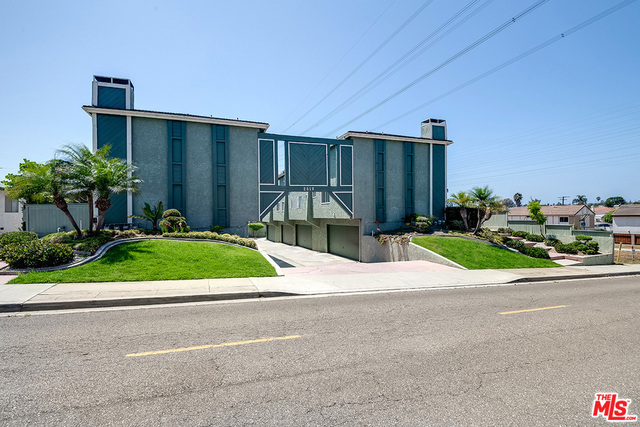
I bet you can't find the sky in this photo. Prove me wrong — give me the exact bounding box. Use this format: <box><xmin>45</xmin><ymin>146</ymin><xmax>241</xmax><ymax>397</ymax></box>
<box><xmin>1</xmin><ymin>0</ymin><xmax>639</xmax><ymax>205</ymax></box>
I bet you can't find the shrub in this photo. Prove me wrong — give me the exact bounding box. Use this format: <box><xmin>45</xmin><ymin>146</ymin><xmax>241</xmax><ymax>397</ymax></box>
<box><xmin>574</xmin><ymin>234</ymin><xmax>593</xmax><ymax>242</ymax></box>
<box><xmin>210</xmin><ymin>225</ymin><xmax>225</xmax><ymax>233</ymax></box>
<box><xmin>114</xmin><ymin>230</ymin><xmax>139</xmax><ymax>239</ymax></box>
<box><xmin>163</xmin><ymin>231</ymin><xmax>257</xmax><ymax>249</ymax></box>
<box><xmin>525</xmin><ymin>234</ymin><xmax>544</xmax><ymax>242</ymax></box>
<box><xmin>0</xmin><ymin>231</ymin><xmax>38</xmax><ymax>254</ymax></box>
<box><xmin>497</xmin><ymin>228</ymin><xmax>514</xmax><ymax>234</ymax></box>
<box><xmin>555</xmin><ymin>243</ymin><xmax>579</xmax><ymax>255</ymax></box>
<box><xmin>521</xmin><ymin>246</ymin><xmax>550</xmax><ymax>259</ymax></box>
<box><xmin>41</xmin><ymin>231</ymin><xmax>75</xmax><ymax>245</ymax></box>
<box><xmin>512</xmin><ymin>231</ymin><xmax>528</xmax><ymax>238</ymax></box>
<box><xmin>582</xmin><ymin>249</ymin><xmax>598</xmax><ymax>255</ymax></box>
<box><xmin>248</xmin><ymin>222</ymin><xmax>264</xmax><ymax>237</ymax></box>
<box><xmin>2</xmin><ymin>240</ymin><xmax>74</xmax><ymax>268</ymax></box>
<box><xmin>160</xmin><ymin>215</ymin><xmax>189</xmax><ymax>233</ymax></box>
<box><xmin>505</xmin><ymin>239</ymin><xmax>525</xmax><ymax>251</ymax></box>
<box><xmin>162</xmin><ymin>209</ymin><xmax>182</xmax><ymax>219</ymax></box>
<box><xmin>544</xmin><ymin>238</ymin><xmax>560</xmax><ymax>247</ymax></box>
<box><xmin>587</xmin><ymin>241</ymin><xmax>599</xmax><ymax>252</ymax></box>
<box><xmin>449</xmin><ymin>220</ymin><xmax>465</xmax><ymax>231</ymax></box>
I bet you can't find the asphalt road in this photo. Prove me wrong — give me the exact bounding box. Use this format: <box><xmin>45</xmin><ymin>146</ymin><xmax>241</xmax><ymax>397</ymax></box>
<box><xmin>1</xmin><ymin>276</ymin><xmax>639</xmax><ymax>426</ymax></box>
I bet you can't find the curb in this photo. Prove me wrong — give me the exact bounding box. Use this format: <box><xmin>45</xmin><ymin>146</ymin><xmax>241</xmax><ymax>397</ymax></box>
<box><xmin>0</xmin><ymin>290</ymin><xmax>296</xmax><ymax>313</ymax></box>
<box><xmin>508</xmin><ymin>270</ymin><xmax>640</xmax><ymax>283</ymax></box>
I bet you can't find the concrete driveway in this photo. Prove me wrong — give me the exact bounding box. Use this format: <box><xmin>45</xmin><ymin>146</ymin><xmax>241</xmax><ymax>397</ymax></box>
<box><xmin>255</xmin><ymin>238</ymin><xmax>459</xmax><ymax>276</ymax></box>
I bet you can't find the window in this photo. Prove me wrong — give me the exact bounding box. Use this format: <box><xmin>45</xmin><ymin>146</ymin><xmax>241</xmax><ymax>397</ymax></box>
<box><xmin>4</xmin><ymin>195</ymin><xmax>18</xmax><ymax>213</ymax></box>
<box><xmin>321</xmin><ymin>192</ymin><xmax>330</xmax><ymax>204</ymax></box>
<box><xmin>559</xmin><ymin>216</ymin><xmax>569</xmax><ymax>223</ymax></box>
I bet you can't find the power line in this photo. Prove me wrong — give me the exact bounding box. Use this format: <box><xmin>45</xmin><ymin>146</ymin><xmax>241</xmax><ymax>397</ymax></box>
<box><xmin>276</xmin><ymin>0</ymin><xmax>398</xmax><ymax>128</ymax></box>
<box><xmin>323</xmin><ymin>0</ymin><xmax>550</xmax><ymax>137</ymax></box>
<box><xmin>370</xmin><ymin>0</ymin><xmax>638</xmax><ymax>133</ymax></box>
<box><xmin>558</xmin><ymin>196</ymin><xmax>570</xmax><ymax>205</ymax></box>
<box><xmin>280</xmin><ymin>0</ymin><xmax>435</xmax><ymax>133</ymax></box>
<box><xmin>299</xmin><ymin>0</ymin><xmax>492</xmax><ymax>135</ymax></box>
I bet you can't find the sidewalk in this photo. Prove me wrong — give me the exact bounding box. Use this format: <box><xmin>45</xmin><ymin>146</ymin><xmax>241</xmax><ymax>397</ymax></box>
<box><xmin>2</xmin><ymin>263</ymin><xmax>640</xmax><ymax>313</ymax></box>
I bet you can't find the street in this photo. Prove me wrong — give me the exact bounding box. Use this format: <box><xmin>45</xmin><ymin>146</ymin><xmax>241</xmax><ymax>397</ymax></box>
<box><xmin>1</xmin><ymin>276</ymin><xmax>639</xmax><ymax>425</ymax></box>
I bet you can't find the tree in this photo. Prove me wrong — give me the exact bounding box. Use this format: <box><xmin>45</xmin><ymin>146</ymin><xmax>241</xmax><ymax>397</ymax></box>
<box><xmin>513</xmin><ymin>193</ymin><xmax>523</xmax><ymax>207</ymax></box>
<box><xmin>605</xmin><ymin>196</ymin><xmax>626</xmax><ymax>207</ymax></box>
<box><xmin>57</xmin><ymin>144</ymin><xmax>111</xmax><ymax>235</ymax></box>
<box><xmin>572</xmin><ymin>195</ymin><xmax>587</xmax><ymax>205</ymax></box>
<box><xmin>93</xmin><ymin>149</ymin><xmax>140</xmax><ymax>231</ymax></box>
<box><xmin>470</xmin><ymin>186</ymin><xmax>503</xmax><ymax>234</ymax></box>
<box><xmin>603</xmin><ymin>209</ymin><xmax>615</xmax><ymax>224</ymax></box>
<box><xmin>502</xmin><ymin>198</ymin><xmax>515</xmax><ymax>209</ymax></box>
<box><xmin>447</xmin><ymin>191</ymin><xmax>473</xmax><ymax>231</ymax></box>
<box><xmin>1</xmin><ymin>159</ymin><xmax>53</xmax><ymax>204</ymax></box>
<box><xmin>527</xmin><ymin>200</ymin><xmax>547</xmax><ymax>237</ymax></box>
<box><xmin>2</xmin><ymin>160</ymin><xmax>83</xmax><ymax>236</ymax></box>
<box><xmin>129</xmin><ymin>202</ymin><xmax>163</xmax><ymax>231</ymax></box>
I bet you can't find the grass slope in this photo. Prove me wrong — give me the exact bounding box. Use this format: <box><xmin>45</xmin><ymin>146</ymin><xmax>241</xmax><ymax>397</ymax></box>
<box><xmin>9</xmin><ymin>240</ymin><xmax>277</xmax><ymax>284</ymax></box>
<box><xmin>412</xmin><ymin>236</ymin><xmax>560</xmax><ymax>270</ymax></box>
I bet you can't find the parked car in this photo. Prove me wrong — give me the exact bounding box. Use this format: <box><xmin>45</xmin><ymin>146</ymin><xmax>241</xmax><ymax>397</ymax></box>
<box><xmin>595</xmin><ymin>223</ymin><xmax>612</xmax><ymax>231</ymax></box>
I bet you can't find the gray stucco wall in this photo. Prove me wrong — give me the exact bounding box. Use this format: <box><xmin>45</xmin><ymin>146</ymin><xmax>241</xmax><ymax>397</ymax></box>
<box><xmin>385</xmin><ymin>140</ymin><xmax>404</xmax><ymax>229</ymax></box>
<box><xmin>131</xmin><ymin>118</ymin><xmax>168</xmax><ymax>227</ymax></box>
<box><xmin>227</xmin><ymin>126</ymin><xmax>260</xmax><ymax>237</ymax></box>
<box><xmin>185</xmin><ymin>122</ymin><xmax>213</xmax><ymax>229</ymax></box>
<box><xmin>352</xmin><ymin>138</ymin><xmax>376</xmax><ymax>234</ymax></box>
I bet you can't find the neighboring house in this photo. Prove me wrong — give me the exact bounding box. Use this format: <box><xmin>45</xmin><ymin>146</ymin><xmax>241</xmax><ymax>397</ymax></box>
<box><xmin>84</xmin><ymin>76</ymin><xmax>451</xmax><ymax>261</ymax></box>
<box><xmin>0</xmin><ymin>185</ymin><xmax>23</xmax><ymax>233</ymax></box>
<box><xmin>508</xmin><ymin>205</ymin><xmax>595</xmax><ymax>229</ymax></box>
<box><xmin>611</xmin><ymin>204</ymin><xmax>640</xmax><ymax>245</ymax></box>
<box><xmin>593</xmin><ymin>206</ymin><xmax>615</xmax><ymax>223</ymax></box>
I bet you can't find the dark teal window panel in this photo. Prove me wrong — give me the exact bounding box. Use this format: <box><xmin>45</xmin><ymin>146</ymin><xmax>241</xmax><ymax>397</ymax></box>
<box><xmin>289</xmin><ymin>143</ymin><xmax>327</xmax><ymax>186</ymax></box>
<box><xmin>404</xmin><ymin>142</ymin><xmax>415</xmax><ymax>216</ymax></box>
<box><xmin>432</xmin><ymin>144</ymin><xmax>446</xmax><ymax>218</ymax></box>
<box><xmin>259</xmin><ymin>140</ymin><xmax>275</xmax><ymax>184</ymax></box>
<box><xmin>97</xmin><ymin>86</ymin><xmax>126</xmax><ymax>109</ymax></box>
<box><xmin>212</xmin><ymin>125</ymin><xmax>229</xmax><ymax>227</ymax></box>
<box><xmin>340</xmin><ymin>146</ymin><xmax>352</xmax><ymax>186</ymax></box>
<box><xmin>172</xmin><ymin>185</ymin><xmax>183</xmax><ymax>208</ymax></box>
<box><xmin>375</xmin><ymin>139</ymin><xmax>386</xmax><ymax>223</ymax></box>
<box><xmin>97</xmin><ymin>114</ymin><xmax>127</xmax><ymax>159</ymax></box>
<box><xmin>432</xmin><ymin>125</ymin><xmax>446</xmax><ymax>141</ymax></box>
<box><xmin>97</xmin><ymin>113</ymin><xmax>127</xmax><ymax>224</ymax></box>
<box><xmin>168</xmin><ymin>121</ymin><xmax>186</xmax><ymax>214</ymax></box>
<box><xmin>172</xmin><ymin>140</ymin><xmax>182</xmax><ymax>162</ymax></box>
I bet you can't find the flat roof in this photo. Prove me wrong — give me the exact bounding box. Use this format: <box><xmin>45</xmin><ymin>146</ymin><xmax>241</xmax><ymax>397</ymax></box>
<box><xmin>82</xmin><ymin>106</ymin><xmax>270</xmax><ymax>131</ymax></box>
<box><xmin>338</xmin><ymin>131</ymin><xmax>452</xmax><ymax>145</ymax></box>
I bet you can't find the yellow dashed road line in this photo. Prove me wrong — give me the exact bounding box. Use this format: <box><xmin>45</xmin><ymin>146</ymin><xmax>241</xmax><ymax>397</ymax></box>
<box><xmin>126</xmin><ymin>334</ymin><xmax>301</xmax><ymax>357</ymax></box>
<box><xmin>499</xmin><ymin>305</ymin><xmax>567</xmax><ymax>315</ymax></box>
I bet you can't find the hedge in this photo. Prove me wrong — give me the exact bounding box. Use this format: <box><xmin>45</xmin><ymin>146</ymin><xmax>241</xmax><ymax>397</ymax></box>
<box><xmin>2</xmin><ymin>240</ymin><xmax>74</xmax><ymax>268</ymax></box>
<box><xmin>163</xmin><ymin>231</ymin><xmax>257</xmax><ymax>249</ymax></box>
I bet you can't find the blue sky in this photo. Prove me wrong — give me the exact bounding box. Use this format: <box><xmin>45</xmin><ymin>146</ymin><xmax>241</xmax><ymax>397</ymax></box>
<box><xmin>1</xmin><ymin>0</ymin><xmax>639</xmax><ymax>205</ymax></box>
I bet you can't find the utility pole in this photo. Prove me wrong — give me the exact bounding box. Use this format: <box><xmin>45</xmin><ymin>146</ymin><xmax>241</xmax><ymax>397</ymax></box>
<box><xmin>558</xmin><ymin>196</ymin><xmax>570</xmax><ymax>205</ymax></box>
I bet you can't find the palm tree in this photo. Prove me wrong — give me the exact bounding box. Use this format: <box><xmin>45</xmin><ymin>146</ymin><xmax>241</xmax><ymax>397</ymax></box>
<box><xmin>5</xmin><ymin>160</ymin><xmax>83</xmax><ymax>236</ymax></box>
<box><xmin>470</xmin><ymin>186</ymin><xmax>503</xmax><ymax>234</ymax></box>
<box><xmin>513</xmin><ymin>192</ymin><xmax>523</xmax><ymax>207</ymax></box>
<box><xmin>129</xmin><ymin>202</ymin><xmax>163</xmax><ymax>231</ymax></box>
<box><xmin>447</xmin><ymin>191</ymin><xmax>473</xmax><ymax>231</ymax></box>
<box><xmin>572</xmin><ymin>195</ymin><xmax>588</xmax><ymax>205</ymax></box>
<box><xmin>92</xmin><ymin>150</ymin><xmax>140</xmax><ymax>231</ymax></box>
<box><xmin>57</xmin><ymin>144</ymin><xmax>110</xmax><ymax>235</ymax></box>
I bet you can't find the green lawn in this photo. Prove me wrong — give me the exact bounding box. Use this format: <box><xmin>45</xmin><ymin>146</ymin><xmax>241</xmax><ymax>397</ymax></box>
<box><xmin>412</xmin><ymin>236</ymin><xmax>560</xmax><ymax>270</ymax></box>
<box><xmin>8</xmin><ymin>240</ymin><xmax>277</xmax><ymax>284</ymax></box>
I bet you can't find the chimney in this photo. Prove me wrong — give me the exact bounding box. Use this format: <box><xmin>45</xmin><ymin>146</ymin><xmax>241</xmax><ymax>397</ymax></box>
<box><xmin>421</xmin><ymin>118</ymin><xmax>446</xmax><ymax>140</ymax></box>
<box><xmin>92</xmin><ymin>75</ymin><xmax>134</xmax><ymax>110</ymax></box>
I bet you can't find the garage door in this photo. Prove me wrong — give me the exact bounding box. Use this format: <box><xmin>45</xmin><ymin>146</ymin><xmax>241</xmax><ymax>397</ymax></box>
<box><xmin>328</xmin><ymin>225</ymin><xmax>359</xmax><ymax>261</ymax></box>
<box><xmin>282</xmin><ymin>224</ymin><xmax>294</xmax><ymax>245</ymax></box>
<box><xmin>296</xmin><ymin>224</ymin><xmax>313</xmax><ymax>249</ymax></box>
<box><xmin>267</xmin><ymin>225</ymin><xmax>276</xmax><ymax>241</ymax></box>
